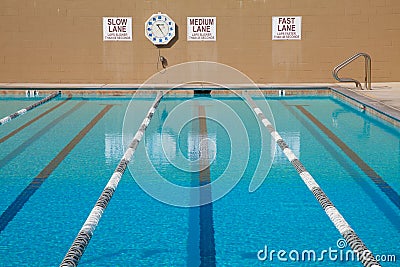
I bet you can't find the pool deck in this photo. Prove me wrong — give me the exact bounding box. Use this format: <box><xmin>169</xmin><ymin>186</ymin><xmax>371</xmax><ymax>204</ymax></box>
<box><xmin>1</xmin><ymin>82</ymin><xmax>399</xmax><ymax>125</ymax></box>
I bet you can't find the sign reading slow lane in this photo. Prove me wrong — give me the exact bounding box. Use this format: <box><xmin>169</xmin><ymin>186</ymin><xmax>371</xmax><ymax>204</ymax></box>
<box><xmin>103</xmin><ymin>17</ymin><xmax>132</xmax><ymax>41</ymax></box>
<box><xmin>187</xmin><ymin>17</ymin><xmax>216</xmax><ymax>41</ymax></box>
<box><xmin>272</xmin><ymin>16</ymin><xmax>302</xmax><ymax>40</ymax></box>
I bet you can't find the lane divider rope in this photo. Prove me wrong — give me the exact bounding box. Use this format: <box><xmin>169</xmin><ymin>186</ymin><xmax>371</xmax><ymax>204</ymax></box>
<box><xmin>243</xmin><ymin>92</ymin><xmax>380</xmax><ymax>267</ymax></box>
<box><xmin>60</xmin><ymin>91</ymin><xmax>163</xmax><ymax>267</ymax></box>
<box><xmin>0</xmin><ymin>91</ymin><xmax>61</xmax><ymax>126</ymax></box>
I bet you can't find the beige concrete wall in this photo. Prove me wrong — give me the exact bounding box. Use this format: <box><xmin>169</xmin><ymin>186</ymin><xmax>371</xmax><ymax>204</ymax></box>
<box><xmin>0</xmin><ymin>0</ymin><xmax>399</xmax><ymax>84</ymax></box>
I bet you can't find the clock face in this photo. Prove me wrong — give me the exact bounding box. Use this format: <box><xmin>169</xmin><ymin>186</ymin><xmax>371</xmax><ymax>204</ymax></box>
<box><xmin>145</xmin><ymin>13</ymin><xmax>176</xmax><ymax>45</ymax></box>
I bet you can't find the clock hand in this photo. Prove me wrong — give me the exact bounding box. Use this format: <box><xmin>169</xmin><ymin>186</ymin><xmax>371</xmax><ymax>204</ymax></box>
<box><xmin>156</xmin><ymin>24</ymin><xmax>164</xmax><ymax>34</ymax></box>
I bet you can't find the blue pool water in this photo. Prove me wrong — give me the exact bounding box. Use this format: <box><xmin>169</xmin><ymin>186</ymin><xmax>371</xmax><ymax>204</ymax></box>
<box><xmin>0</xmin><ymin>93</ymin><xmax>399</xmax><ymax>266</ymax></box>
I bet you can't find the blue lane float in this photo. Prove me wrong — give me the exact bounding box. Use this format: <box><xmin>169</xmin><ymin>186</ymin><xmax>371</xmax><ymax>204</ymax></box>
<box><xmin>60</xmin><ymin>91</ymin><xmax>164</xmax><ymax>267</ymax></box>
<box><xmin>0</xmin><ymin>91</ymin><xmax>61</xmax><ymax>126</ymax></box>
<box><xmin>243</xmin><ymin>92</ymin><xmax>381</xmax><ymax>267</ymax></box>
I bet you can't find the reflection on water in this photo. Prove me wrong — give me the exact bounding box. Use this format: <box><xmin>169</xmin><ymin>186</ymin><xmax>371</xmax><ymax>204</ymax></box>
<box><xmin>106</xmin><ymin>122</ymin><xmax>218</xmax><ymax>171</ymax></box>
<box><xmin>332</xmin><ymin>108</ymin><xmax>371</xmax><ymax>138</ymax></box>
<box><xmin>145</xmin><ymin>129</ymin><xmax>217</xmax><ymax>166</ymax></box>
<box><xmin>104</xmin><ymin>133</ymin><xmax>124</xmax><ymax>164</ymax></box>
<box><xmin>331</xmin><ymin>109</ymin><xmax>348</xmax><ymax>128</ymax></box>
<box><xmin>147</xmin><ymin>132</ymin><xmax>177</xmax><ymax>165</ymax></box>
<box><xmin>188</xmin><ymin>132</ymin><xmax>217</xmax><ymax>162</ymax></box>
<box><xmin>273</xmin><ymin>132</ymin><xmax>300</xmax><ymax>164</ymax></box>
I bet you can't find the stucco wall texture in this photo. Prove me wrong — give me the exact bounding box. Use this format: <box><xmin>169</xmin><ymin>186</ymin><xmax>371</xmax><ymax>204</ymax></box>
<box><xmin>0</xmin><ymin>0</ymin><xmax>399</xmax><ymax>84</ymax></box>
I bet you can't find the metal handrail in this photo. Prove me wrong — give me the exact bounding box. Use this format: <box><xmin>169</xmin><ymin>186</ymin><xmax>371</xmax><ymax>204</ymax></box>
<box><xmin>332</xmin><ymin>52</ymin><xmax>371</xmax><ymax>90</ymax></box>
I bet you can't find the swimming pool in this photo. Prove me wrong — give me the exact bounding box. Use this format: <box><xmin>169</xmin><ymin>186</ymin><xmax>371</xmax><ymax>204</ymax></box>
<box><xmin>0</xmin><ymin>92</ymin><xmax>399</xmax><ymax>266</ymax></box>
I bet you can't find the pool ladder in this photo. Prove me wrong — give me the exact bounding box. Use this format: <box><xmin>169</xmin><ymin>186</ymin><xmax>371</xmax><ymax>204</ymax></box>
<box><xmin>333</xmin><ymin>52</ymin><xmax>371</xmax><ymax>90</ymax></box>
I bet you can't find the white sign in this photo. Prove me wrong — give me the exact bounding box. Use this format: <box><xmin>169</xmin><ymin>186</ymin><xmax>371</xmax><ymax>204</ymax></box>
<box><xmin>272</xmin><ymin>16</ymin><xmax>302</xmax><ymax>40</ymax></box>
<box><xmin>103</xmin><ymin>17</ymin><xmax>132</xmax><ymax>41</ymax></box>
<box><xmin>187</xmin><ymin>17</ymin><xmax>216</xmax><ymax>41</ymax></box>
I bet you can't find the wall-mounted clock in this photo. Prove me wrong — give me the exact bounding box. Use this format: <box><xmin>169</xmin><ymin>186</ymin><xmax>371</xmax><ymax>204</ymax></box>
<box><xmin>145</xmin><ymin>12</ymin><xmax>176</xmax><ymax>45</ymax></box>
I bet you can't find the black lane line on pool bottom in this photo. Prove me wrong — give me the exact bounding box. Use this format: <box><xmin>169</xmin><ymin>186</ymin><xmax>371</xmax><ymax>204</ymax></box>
<box><xmin>198</xmin><ymin>105</ymin><xmax>217</xmax><ymax>267</ymax></box>
<box><xmin>0</xmin><ymin>101</ymin><xmax>85</xmax><ymax>169</ymax></box>
<box><xmin>282</xmin><ymin>102</ymin><xmax>400</xmax><ymax>232</ymax></box>
<box><xmin>0</xmin><ymin>105</ymin><xmax>113</xmax><ymax>233</ymax></box>
<box><xmin>188</xmin><ymin>110</ymin><xmax>201</xmax><ymax>267</ymax></box>
<box><xmin>0</xmin><ymin>95</ymin><xmax>72</xmax><ymax>144</ymax></box>
<box><xmin>295</xmin><ymin>105</ymin><xmax>400</xmax><ymax>210</ymax></box>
